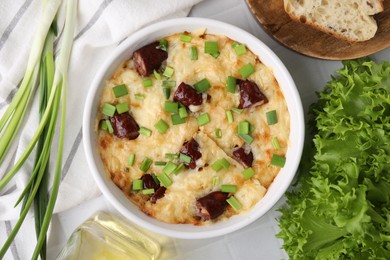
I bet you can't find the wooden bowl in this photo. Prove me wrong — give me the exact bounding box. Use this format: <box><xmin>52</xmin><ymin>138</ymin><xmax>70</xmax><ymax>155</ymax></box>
<box><xmin>245</xmin><ymin>0</ymin><xmax>390</xmax><ymax>60</ymax></box>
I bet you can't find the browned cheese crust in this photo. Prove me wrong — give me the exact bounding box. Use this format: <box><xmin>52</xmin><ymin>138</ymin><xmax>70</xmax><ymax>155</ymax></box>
<box><xmin>96</xmin><ymin>30</ymin><xmax>290</xmax><ymax>225</ymax></box>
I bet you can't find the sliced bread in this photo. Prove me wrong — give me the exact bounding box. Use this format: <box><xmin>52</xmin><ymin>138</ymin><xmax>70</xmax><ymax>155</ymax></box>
<box><xmin>283</xmin><ymin>0</ymin><xmax>384</xmax><ymax>42</ymax></box>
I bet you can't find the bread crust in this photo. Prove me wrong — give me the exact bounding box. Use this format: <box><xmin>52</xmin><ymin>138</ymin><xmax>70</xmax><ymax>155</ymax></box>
<box><xmin>283</xmin><ymin>0</ymin><xmax>384</xmax><ymax>42</ymax></box>
<box><xmin>373</xmin><ymin>0</ymin><xmax>384</xmax><ymax>12</ymax></box>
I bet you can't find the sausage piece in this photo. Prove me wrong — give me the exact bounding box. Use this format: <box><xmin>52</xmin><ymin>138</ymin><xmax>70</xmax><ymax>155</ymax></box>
<box><xmin>180</xmin><ymin>138</ymin><xmax>202</xmax><ymax>169</ymax></box>
<box><xmin>237</xmin><ymin>79</ymin><xmax>268</xmax><ymax>109</ymax></box>
<box><xmin>133</xmin><ymin>42</ymin><xmax>168</xmax><ymax>77</ymax></box>
<box><xmin>141</xmin><ymin>174</ymin><xmax>160</xmax><ymax>190</ymax></box>
<box><xmin>233</xmin><ymin>145</ymin><xmax>254</xmax><ymax>168</ymax></box>
<box><xmin>139</xmin><ymin>174</ymin><xmax>166</xmax><ymax>203</ymax></box>
<box><xmin>196</xmin><ymin>191</ymin><xmax>229</xmax><ymax>220</ymax></box>
<box><xmin>173</xmin><ymin>82</ymin><xmax>203</xmax><ymax>107</ymax></box>
<box><xmin>109</xmin><ymin>112</ymin><xmax>140</xmax><ymax>139</ymax></box>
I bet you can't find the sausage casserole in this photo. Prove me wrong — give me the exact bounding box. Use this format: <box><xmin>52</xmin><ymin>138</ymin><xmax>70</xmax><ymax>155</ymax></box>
<box><xmin>96</xmin><ymin>29</ymin><xmax>290</xmax><ymax>225</ymax></box>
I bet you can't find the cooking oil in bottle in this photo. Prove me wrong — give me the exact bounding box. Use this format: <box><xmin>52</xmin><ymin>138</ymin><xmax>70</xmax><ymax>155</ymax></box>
<box><xmin>56</xmin><ymin>211</ymin><xmax>161</xmax><ymax>260</ymax></box>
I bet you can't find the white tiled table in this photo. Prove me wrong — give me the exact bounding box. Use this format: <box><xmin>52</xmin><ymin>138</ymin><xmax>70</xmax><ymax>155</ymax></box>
<box><xmin>47</xmin><ymin>0</ymin><xmax>390</xmax><ymax>259</ymax></box>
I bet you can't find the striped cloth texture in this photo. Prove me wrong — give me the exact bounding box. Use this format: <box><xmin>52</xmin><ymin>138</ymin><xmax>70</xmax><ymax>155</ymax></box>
<box><xmin>0</xmin><ymin>0</ymin><xmax>202</xmax><ymax>258</ymax></box>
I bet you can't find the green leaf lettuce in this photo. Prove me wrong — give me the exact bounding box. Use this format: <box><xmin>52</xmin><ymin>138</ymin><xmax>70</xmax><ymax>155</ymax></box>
<box><xmin>277</xmin><ymin>58</ymin><xmax>390</xmax><ymax>259</ymax></box>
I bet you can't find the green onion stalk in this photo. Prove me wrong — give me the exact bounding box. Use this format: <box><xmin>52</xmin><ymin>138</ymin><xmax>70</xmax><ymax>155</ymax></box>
<box><xmin>0</xmin><ymin>0</ymin><xmax>78</xmax><ymax>259</ymax></box>
<box><xmin>21</xmin><ymin>23</ymin><xmax>56</xmax><ymax>260</ymax></box>
<box><xmin>0</xmin><ymin>0</ymin><xmax>60</xmax><ymax>165</ymax></box>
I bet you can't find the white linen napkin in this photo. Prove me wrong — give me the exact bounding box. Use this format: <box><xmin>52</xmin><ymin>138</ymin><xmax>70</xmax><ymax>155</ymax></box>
<box><xmin>0</xmin><ymin>0</ymin><xmax>202</xmax><ymax>257</ymax></box>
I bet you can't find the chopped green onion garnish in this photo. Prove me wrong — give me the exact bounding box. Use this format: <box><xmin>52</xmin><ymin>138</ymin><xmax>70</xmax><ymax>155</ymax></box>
<box><xmin>213</xmin><ymin>176</ymin><xmax>220</xmax><ymax>186</ymax></box>
<box><xmin>132</xmin><ymin>179</ymin><xmax>143</xmax><ymax>191</ymax></box>
<box><xmin>220</xmin><ymin>158</ymin><xmax>230</xmax><ymax>169</ymax></box>
<box><xmin>221</xmin><ymin>185</ymin><xmax>237</xmax><ymax>193</ymax></box>
<box><xmin>116</xmin><ymin>102</ymin><xmax>129</xmax><ymax>114</ymax></box>
<box><xmin>239</xmin><ymin>134</ymin><xmax>254</xmax><ymax>144</ymax></box>
<box><xmin>142</xmin><ymin>188</ymin><xmax>155</xmax><ymax>195</ymax></box>
<box><xmin>159</xmin><ymin>39</ymin><xmax>168</xmax><ymax>51</ymax></box>
<box><xmin>164</xmin><ymin>101</ymin><xmax>178</xmax><ymax>113</ymax></box>
<box><xmin>157</xmin><ymin>173</ymin><xmax>173</xmax><ymax>187</ymax></box>
<box><xmin>239</xmin><ymin>63</ymin><xmax>256</xmax><ymax>79</ymax></box>
<box><xmin>112</xmin><ymin>84</ymin><xmax>128</xmax><ymax>98</ymax></box>
<box><xmin>227</xmin><ymin>196</ymin><xmax>242</xmax><ymax>211</ymax></box>
<box><xmin>194</xmin><ymin>78</ymin><xmax>211</xmax><ymax>93</ymax></box>
<box><xmin>165</xmin><ymin>153</ymin><xmax>178</xmax><ymax>159</ymax></box>
<box><xmin>100</xmin><ymin>120</ymin><xmax>108</xmax><ymax>131</ymax></box>
<box><xmin>162</xmin><ymin>80</ymin><xmax>176</xmax><ymax>87</ymax></box>
<box><xmin>233</xmin><ymin>44</ymin><xmax>247</xmax><ymax>56</ymax></box>
<box><xmin>163</xmin><ymin>66</ymin><xmax>174</xmax><ymax>78</ymax></box>
<box><xmin>271</xmin><ymin>137</ymin><xmax>281</xmax><ymax>149</ymax></box>
<box><xmin>249</xmin><ymin>123</ymin><xmax>255</xmax><ymax>134</ymax></box>
<box><xmin>143</xmin><ymin>78</ymin><xmax>153</xmax><ymax>87</ymax></box>
<box><xmin>139</xmin><ymin>126</ymin><xmax>152</xmax><ymax>137</ymax></box>
<box><xmin>180</xmin><ymin>34</ymin><xmax>192</xmax><ymax>42</ymax></box>
<box><xmin>163</xmin><ymin>162</ymin><xmax>178</xmax><ymax>175</ymax></box>
<box><xmin>242</xmin><ymin>167</ymin><xmax>255</xmax><ymax>180</ymax></box>
<box><xmin>173</xmin><ymin>163</ymin><xmax>185</xmax><ymax>175</ymax></box>
<box><xmin>106</xmin><ymin>120</ymin><xmax>114</xmax><ymax>134</ymax></box>
<box><xmin>211</xmin><ymin>160</ymin><xmax>223</xmax><ymax>172</ymax></box>
<box><xmin>180</xmin><ymin>153</ymin><xmax>192</xmax><ymax>163</ymax></box>
<box><xmin>231</xmin><ymin>42</ymin><xmax>239</xmax><ymax>48</ymax></box>
<box><xmin>171</xmin><ymin>113</ymin><xmax>186</xmax><ymax>125</ymax></box>
<box><xmin>151</xmin><ymin>173</ymin><xmax>160</xmax><ymax>185</ymax></box>
<box><xmin>153</xmin><ymin>70</ymin><xmax>162</xmax><ymax>80</ymax></box>
<box><xmin>226</xmin><ymin>76</ymin><xmax>236</xmax><ymax>93</ymax></box>
<box><xmin>140</xmin><ymin>157</ymin><xmax>152</xmax><ymax>172</ymax></box>
<box><xmin>163</xmin><ymin>88</ymin><xmax>171</xmax><ymax>99</ymax></box>
<box><xmin>128</xmin><ymin>154</ymin><xmax>135</xmax><ymax>166</ymax></box>
<box><xmin>226</xmin><ymin>110</ymin><xmax>233</xmax><ymax>123</ymax></box>
<box><xmin>266</xmin><ymin>110</ymin><xmax>278</xmax><ymax>125</ymax></box>
<box><xmin>238</xmin><ymin>121</ymin><xmax>249</xmax><ymax>135</ymax></box>
<box><xmin>154</xmin><ymin>119</ymin><xmax>169</xmax><ymax>134</ymax></box>
<box><xmin>215</xmin><ymin>128</ymin><xmax>222</xmax><ymax>138</ymax></box>
<box><xmin>204</xmin><ymin>41</ymin><xmax>219</xmax><ymax>57</ymax></box>
<box><xmin>102</xmin><ymin>103</ymin><xmax>116</xmax><ymax>117</ymax></box>
<box><xmin>210</xmin><ymin>52</ymin><xmax>220</xmax><ymax>58</ymax></box>
<box><xmin>190</xmin><ymin>46</ymin><xmax>198</xmax><ymax>60</ymax></box>
<box><xmin>232</xmin><ymin>108</ymin><xmax>243</xmax><ymax>114</ymax></box>
<box><xmin>212</xmin><ymin>158</ymin><xmax>230</xmax><ymax>172</ymax></box>
<box><xmin>197</xmin><ymin>113</ymin><xmax>210</xmax><ymax>126</ymax></box>
<box><xmin>135</xmin><ymin>94</ymin><xmax>145</xmax><ymax>100</ymax></box>
<box><xmin>154</xmin><ymin>161</ymin><xmax>167</xmax><ymax>166</ymax></box>
<box><xmin>179</xmin><ymin>107</ymin><xmax>188</xmax><ymax>118</ymax></box>
<box><xmin>271</xmin><ymin>154</ymin><xmax>286</xmax><ymax>168</ymax></box>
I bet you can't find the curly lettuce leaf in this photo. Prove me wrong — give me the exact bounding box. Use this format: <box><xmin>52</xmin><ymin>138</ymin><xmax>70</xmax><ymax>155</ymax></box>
<box><xmin>277</xmin><ymin>58</ymin><xmax>390</xmax><ymax>259</ymax></box>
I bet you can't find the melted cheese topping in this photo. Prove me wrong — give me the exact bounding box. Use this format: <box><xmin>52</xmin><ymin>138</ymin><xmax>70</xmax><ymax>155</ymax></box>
<box><xmin>97</xmin><ymin>31</ymin><xmax>290</xmax><ymax>225</ymax></box>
